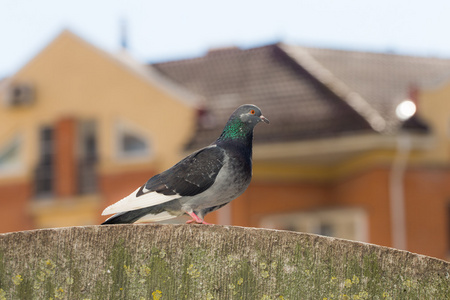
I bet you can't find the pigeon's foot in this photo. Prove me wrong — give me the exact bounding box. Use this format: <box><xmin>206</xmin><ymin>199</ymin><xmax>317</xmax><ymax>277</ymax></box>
<box><xmin>186</xmin><ymin>219</ymin><xmax>212</xmax><ymax>225</ymax></box>
<box><xmin>186</xmin><ymin>212</ymin><xmax>212</xmax><ymax>225</ymax></box>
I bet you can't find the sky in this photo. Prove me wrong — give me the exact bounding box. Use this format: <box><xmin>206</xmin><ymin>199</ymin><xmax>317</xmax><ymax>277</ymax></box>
<box><xmin>1</xmin><ymin>0</ymin><xmax>450</xmax><ymax>78</ymax></box>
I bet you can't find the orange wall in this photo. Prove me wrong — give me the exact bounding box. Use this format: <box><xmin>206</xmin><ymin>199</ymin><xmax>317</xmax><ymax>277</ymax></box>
<box><xmin>230</xmin><ymin>169</ymin><xmax>393</xmax><ymax>247</ymax></box>
<box><xmin>231</xmin><ymin>181</ymin><xmax>330</xmax><ymax>227</ymax></box>
<box><xmin>0</xmin><ymin>182</ymin><xmax>33</xmax><ymax>233</ymax></box>
<box><xmin>332</xmin><ymin>167</ymin><xmax>392</xmax><ymax>247</ymax></box>
<box><xmin>404</xmin><ymin>167</ymin><xmax>450</xmax><ymax>259</ymax></box>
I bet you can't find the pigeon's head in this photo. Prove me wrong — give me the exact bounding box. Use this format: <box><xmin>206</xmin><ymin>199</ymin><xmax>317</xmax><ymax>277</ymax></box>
<box><xmin>232</xmin><ymin>104</ymin><xmax>270</xmax><ymax>127</ymax></box>
<box><xmin>219</xmin><ymin>104</ymin><xmax>269</xmax><ymax>142</ymax></box>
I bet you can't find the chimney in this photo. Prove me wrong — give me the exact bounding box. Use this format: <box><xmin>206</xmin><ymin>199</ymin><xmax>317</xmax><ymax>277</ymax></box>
<box><xmin>408</xmin><ymin>84</ymin><xmax>419</xmax><ymax>109</ymax></box>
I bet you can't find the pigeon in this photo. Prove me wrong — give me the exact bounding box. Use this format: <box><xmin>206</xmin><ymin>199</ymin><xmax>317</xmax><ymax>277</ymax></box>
<box><xmin>101</xmin><ymin>104</ymin><xmax>269</xmax><ymax>225</ymax></box>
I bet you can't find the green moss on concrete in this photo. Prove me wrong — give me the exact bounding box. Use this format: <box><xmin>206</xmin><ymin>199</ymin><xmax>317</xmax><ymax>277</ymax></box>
<box><xmin>108</xmin><ymin>239</ymin><xmax>132</xmax><ymax>299</ymax></box>
<box><xmin>0</xmin><ymin>225</ymin><xmax>448</xmax><ymax>299</ymax></box>
<box><xmin>0</xmin><ymin>251</ymin><xmax>5</xmax><ymax>292</ymax></box>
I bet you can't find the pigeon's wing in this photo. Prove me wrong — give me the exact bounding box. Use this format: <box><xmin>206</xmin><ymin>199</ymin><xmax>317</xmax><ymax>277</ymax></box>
<box><xmin>101</xmin><ymin>145</ymin><xmax>225</xmax><ymax>215</ymax></box>
<box><xmin>149</xmin><ymin>145</ymin><xmax>226</xmax><ymax>197</ymax></box>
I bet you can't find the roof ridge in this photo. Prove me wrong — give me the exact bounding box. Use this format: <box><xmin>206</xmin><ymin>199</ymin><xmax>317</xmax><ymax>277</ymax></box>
<box><xmin>106</xmin><ymin>50</ymin><xmax>204</xmax><ymax>108</ymax></box>
<box><xmin>278</xmin><ymin>43</ymin><xmax>387</xmax><ymax>132</ymax></box>
<box><xmin>302</xmin><ymin>45</ymin><xmax>450</xmax><ymax>61</ymax></box>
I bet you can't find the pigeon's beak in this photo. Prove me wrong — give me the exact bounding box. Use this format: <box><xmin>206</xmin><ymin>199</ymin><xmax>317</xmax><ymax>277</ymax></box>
<box><xmin>260</xmin><ymin>115</ymin><xmax>270</xmax><ymax>124</ymax></box>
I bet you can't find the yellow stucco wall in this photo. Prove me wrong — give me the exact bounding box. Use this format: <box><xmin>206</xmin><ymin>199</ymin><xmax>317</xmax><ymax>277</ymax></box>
<box><xmin>0</xmin><ymin>30</ymin><xmax>197</xmax><ymax>184</ymax></box>
<box><xmin>419</xmin><ymin>81</ymin><xmax>450</xmax><ymax>164</ymax></box>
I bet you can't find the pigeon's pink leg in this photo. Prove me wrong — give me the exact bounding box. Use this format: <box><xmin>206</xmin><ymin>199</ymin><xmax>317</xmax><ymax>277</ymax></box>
<box><xmin>186</xmin><ymin>212</ymin><xmax>212</xmax><ymax>225</ymax></box>
<box><xmin>186</xmin><ymin>212</ymin><xmax>202</xmax><ymax>223</ymax></box>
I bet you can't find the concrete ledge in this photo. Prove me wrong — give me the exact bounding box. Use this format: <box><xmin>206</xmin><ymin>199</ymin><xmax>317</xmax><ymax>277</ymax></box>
<box><xmin>0</xmin><ymin>224</ymin><xmax>448</xmax><ymax>299</ymax></box>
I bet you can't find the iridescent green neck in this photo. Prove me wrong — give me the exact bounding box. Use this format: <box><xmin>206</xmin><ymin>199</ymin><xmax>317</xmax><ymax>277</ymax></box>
<box><xmin>219</xmin><ymin>118</ymin><xmax>251</xmax><ymax>141</ymax></box>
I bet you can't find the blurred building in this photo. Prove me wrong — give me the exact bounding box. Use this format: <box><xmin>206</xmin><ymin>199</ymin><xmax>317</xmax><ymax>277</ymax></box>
<box><xmin>154</xmin><ymin>44</ymin><xmax>450</xmax><ymax>260</ymax></box>
<box><xmin>0</xmin><ymin>30</ymin><xmax>199</xmax><ymax>231</ymax></box>
<box><xmin>1</xmin><ymin>31</ymin><xmax>450</xmax><ymax>260</ymax></box>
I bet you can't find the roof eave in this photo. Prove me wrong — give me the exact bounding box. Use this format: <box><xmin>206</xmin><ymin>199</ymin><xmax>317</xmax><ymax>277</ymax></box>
<box><xmin>253</xmin><ymin>131</ymin><xmax>433</xmax><ymax>165</ymax></box>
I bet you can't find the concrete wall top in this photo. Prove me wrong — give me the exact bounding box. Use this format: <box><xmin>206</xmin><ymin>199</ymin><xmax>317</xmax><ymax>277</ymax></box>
<box><xmin>0</xmin><ymin>224</ymin><xmax>448</xmax><ymax>299</ymax></box>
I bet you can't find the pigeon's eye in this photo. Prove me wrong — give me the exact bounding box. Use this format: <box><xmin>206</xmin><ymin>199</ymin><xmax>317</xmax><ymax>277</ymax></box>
<box><xmin>250</xmin><ymin>109</ymin><xmax>255</xmax><ymax>115</ymax></box>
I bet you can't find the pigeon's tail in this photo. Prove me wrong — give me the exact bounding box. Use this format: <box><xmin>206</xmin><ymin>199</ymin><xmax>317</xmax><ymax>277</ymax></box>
<box><xmin>101</xmin><ymin>208</ymin><xmax>178</xmax><ymax>225</ymax></box>
<box><xmin>101</xmin><ymin>211</ymin><xmax>140</xmax><ymax>224</ymax></box>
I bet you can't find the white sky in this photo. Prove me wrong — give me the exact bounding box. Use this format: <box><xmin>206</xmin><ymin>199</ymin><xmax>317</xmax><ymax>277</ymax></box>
<box><xmin>1</xmin><ymin>0</ymin><xmax>450</xmax><ymax>78</ymax></box>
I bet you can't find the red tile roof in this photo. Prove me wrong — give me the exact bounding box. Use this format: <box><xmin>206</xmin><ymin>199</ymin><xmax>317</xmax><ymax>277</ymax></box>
<box><xmin>153</xmin><ymin>43</ymin><xmax>450</xmax><ymax>150</ymax></box>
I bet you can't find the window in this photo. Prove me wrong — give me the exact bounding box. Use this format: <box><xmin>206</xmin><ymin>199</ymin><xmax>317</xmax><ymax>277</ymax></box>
<box><xmin>122</xmin><ymin>133</ymin><xmax>147</xmax><ymax>153</ymax></box>
<box><xmin>115</xmin><ymin>120</ymin><xmax>151</xmax><ymax>160</ymax></box>
<box><xmin>259</xmin><ymin>207</ymin><xmax>368</xmax><ymax>242</ymax></box>
<box><xmin>0</xmin><ymin>135</ymin><xmax>22</xmax><ymax>175</ymax></box>
<box><xmin>5</xmin><ymin>83</ymin><xmax>34</xmax><ymax>107</ymax></box>
<box><xmin>34</xmin><ymin>127</ymin><xmax>54</xmax><ymax>197</ymax></box>
<box><xmin>78</xmin><ymin>121</ymin><xmax>98</xmax><ymax>194</ymax></box>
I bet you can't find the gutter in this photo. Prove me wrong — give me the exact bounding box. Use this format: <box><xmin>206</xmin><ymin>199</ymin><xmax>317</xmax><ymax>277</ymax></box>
<box><xmin>389</xmin><ymin>133</ymin><xmax>410</xmax><ymax>250</ymax></box>
<box><xmin>252</xmin><ymin>132</ymin><xmax>432</xmax><ymax>163</ymax></box>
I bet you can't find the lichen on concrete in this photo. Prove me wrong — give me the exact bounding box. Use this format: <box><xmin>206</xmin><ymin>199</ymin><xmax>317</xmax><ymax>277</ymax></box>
<box><xmin>0</xmin><ymin>225</ymin><xmax>448</xmax><ymax>299</ymax></box>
